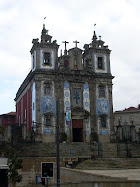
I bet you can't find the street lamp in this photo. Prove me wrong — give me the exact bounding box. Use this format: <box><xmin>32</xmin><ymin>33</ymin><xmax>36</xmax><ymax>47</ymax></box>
<box><xmin>56</xmin><ymin>100</ymin><xmax>60</xmax><ymax>187</ymax></box>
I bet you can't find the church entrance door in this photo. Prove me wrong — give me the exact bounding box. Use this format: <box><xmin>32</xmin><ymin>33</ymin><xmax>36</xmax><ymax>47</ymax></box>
<box><xmin>72</xmin><ymin>119</ymin><xmax>83</xmax><ymax>142</ymax></box>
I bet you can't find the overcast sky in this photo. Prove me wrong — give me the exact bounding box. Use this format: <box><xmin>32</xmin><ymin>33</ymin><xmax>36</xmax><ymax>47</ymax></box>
<box><xmin>0</xmin><ymin>0</ymin><xmax>140</xmax><ymax>115</ymax></box>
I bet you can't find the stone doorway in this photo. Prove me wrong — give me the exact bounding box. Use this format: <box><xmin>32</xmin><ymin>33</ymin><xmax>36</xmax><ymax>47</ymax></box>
<box><xmin>72</xmin><ymin>119</ymin><xmax>83</xmax><ymax>142</ymax></box>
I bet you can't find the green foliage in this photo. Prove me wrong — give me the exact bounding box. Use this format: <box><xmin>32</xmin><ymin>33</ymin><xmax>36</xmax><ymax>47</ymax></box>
<box><xmin>8</xmin><ymin>149</ymin><xmax>23</xmax><ymax>183</ymax></box>
<box><xmin>92</xmin><ymin>132</ymin><xmax>99</xmax><ymax>142</ymax></box>
<box><xmin>60</xmin><ymin>132</ymin><xmax>67</xmax><ymax>142</ymax></box>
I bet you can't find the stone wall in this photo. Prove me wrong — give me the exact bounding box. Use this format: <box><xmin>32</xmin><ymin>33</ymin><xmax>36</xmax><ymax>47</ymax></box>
<box><xmin>4</xmin><ymin>142</ymin><xmax>140</xmax><ymax>186</ymax></box>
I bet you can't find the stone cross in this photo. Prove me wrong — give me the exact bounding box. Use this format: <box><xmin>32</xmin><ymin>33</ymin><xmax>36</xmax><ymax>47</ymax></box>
<box><xmin>73</xmin><ymin>40</ymin><xmax>79</xmax><ymax>48</ymax></box>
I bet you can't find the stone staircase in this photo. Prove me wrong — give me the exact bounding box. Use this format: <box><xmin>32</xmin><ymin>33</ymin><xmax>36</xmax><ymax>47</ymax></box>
<box><xmin>10</xmin><ymin>141</ymin><xmax>140</xmax><ymax>169</ymax></box>
<box><xmin>75</xmin><ymin>142</ymin><xmax>140</xmax><ymax>170</ymax></box>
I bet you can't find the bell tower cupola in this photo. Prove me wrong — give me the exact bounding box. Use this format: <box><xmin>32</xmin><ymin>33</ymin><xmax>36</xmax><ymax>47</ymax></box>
<box><xmin>83</xmin><ymin>30</ymin><xmax>111</xmax><ymax>74</ymax></box>
<box><xmin>30</xmin><ymin>24</ymin><xmax>59</xmax><ymax>71</ymax></box>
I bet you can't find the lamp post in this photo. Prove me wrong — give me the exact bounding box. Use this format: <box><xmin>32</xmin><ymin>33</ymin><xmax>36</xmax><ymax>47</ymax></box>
<box><xmin>56</xmin><ymin>100</ymin><xmax>60</xmax><ymax>187</ymax></box>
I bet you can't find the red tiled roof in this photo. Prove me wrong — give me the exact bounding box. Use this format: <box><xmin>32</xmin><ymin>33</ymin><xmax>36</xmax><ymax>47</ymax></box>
<box><xmin>123</xmin><ymin>107</ymin><xmax>137</xmax><ymax>111</ymax></box>
<box><xmin>114</xmin><ymin>106</ymin><xmax>140</xmax><ymax>113</ymax></box>
<box><xmin>6</xmin><ymin>112</ymin><xmax>16</xmax><ymax>115</ymax></box>
<box><xmin>0</xmin><ymin>112</ymin><xmax>16</xmax><ymax>116</ymax></box>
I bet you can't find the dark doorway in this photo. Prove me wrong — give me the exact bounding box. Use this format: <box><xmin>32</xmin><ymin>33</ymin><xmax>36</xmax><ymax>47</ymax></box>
<box><xmin>72</xmin><ymin>119</ymin><xmax>83</xmax><ymax>142</ymax></box>
<box><xmin>0</xmin><ymin>169</ymin><xmax>8</xmax><ymax>187</ymax></box>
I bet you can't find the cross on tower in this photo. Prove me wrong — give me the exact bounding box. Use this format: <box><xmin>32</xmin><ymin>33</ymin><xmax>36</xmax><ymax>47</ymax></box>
<box><xmin>62</xmin><ymin>41</ymin><xmax>69</xmax><ymax>55</ymax></box>
<box><xmin>62</xmin><ymin>41</ymin><xmax>69</xmax><ymax>51</ymax></box>
<box><xmin>73</xmin><ymin>40</ymin><xmax>79</xmax><ymax>48</ymax></box>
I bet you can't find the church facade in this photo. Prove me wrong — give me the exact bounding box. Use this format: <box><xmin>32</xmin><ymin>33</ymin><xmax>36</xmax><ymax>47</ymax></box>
<box><xmin>15</xmin><ymin>24</ymin><xmax>114</xmax><ymax>143</ymax></box>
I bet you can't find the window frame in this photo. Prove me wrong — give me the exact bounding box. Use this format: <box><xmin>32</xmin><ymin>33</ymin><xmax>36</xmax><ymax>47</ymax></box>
<box><xmin>72</xmin><ymin>88</ymin><xmax>82</xmax><ymax>107</ymax></box>
<box><xmin>97</xmin><ymin>56</ymin><xmax>104</xmax><ymax>70</ymax></box>
<box><xmin>44</xmin><ymin>113</ymin><xmax>53</xmax><ymax>127</ymax></box>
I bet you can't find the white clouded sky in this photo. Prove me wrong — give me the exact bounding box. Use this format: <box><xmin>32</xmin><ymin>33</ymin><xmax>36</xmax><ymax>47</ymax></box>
<box><xmin>0</xmin><ymin>0</ymin><xmax>140</xmax><ymax>114</ymax></box>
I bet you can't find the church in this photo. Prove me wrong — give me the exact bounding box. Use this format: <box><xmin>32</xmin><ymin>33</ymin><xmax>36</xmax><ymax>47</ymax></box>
<box><xmin>15</xmin><ymin>24</ymin><xmax>114</xmax><ymax>143</ymax></box>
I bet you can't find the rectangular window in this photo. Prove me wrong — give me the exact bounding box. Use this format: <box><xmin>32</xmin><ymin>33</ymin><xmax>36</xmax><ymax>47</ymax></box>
<box><xmin>72</xmin><ymin>88</ymin><xmax>82</xmax><ymax>107</ymax></box>
<box><xmin>100</xmin><ymin>115</ymin><xmax>107</xmax><ymax>128</ymax></box>
<box><xmin>98</xmin><ymin>57</ymin><xmax>103</xmax><ymax>69</ymax></box>
<box><xmin>44</xmin><ymin>52</ymin><xmax>51</xmax><ymax>65</ymax></box>
<box><xmin>99</xmin><ymin>85</ymin><xmax>106</xmax><ymax>98</ymax></box>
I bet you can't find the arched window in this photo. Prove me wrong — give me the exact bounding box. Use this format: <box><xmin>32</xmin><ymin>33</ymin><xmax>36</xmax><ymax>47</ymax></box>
<box><xmin>43</xmin><ymin>52</ymin><xmax>51</xmax><ymax>66</ymax></box>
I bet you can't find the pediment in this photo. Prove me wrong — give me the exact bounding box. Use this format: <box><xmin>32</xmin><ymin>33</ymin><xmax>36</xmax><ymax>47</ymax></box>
<box><xmin>71</xmin><ymin>107</ymin><xmax>90</xmax><ymax>118</ymax></box>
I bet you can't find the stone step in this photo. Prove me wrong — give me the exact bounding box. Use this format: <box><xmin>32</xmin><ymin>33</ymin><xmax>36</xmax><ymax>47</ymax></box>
<box><xmin>76</xmin><ymin>158</ymin><xmax>140</xmax><ymax>169</ymax></box>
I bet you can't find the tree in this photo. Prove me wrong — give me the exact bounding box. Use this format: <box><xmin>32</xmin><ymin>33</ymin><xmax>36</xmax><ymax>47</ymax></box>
<box><xmin>8</xmin><ymin>149</ymin><xmax>23</xmax><ymax>187</ymax></box>
<box><xmin>60</xmin><ymin>132</ymin><xmax>67</xmax><ymax>142</ymax></box>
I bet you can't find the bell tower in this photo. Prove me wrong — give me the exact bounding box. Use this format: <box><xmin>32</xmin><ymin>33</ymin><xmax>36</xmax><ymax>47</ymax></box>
<box><xmin>83</xmin><ymin>30</ymin><xmax>114</xmax><ymax>142</ymax></box>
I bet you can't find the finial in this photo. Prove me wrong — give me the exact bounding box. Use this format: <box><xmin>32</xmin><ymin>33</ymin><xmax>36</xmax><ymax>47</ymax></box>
<box><xmin>94</xmin><ymin>23</ymin><xmax>96</xmax><ymax>31</ymax></box>
<box><xmin>99</xmin><ymin>36</ymin><xmax>101</xmax><ymax>40</ymax></box>
<box><xmin>43</xmin><ymin>17</ymin><xmax>46</xmax><ymax>29</ymax></box>
<box><xmin>92</xmin><ymin>28</ymin><xmax>97</xmax><ymax>43</ymax></box>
